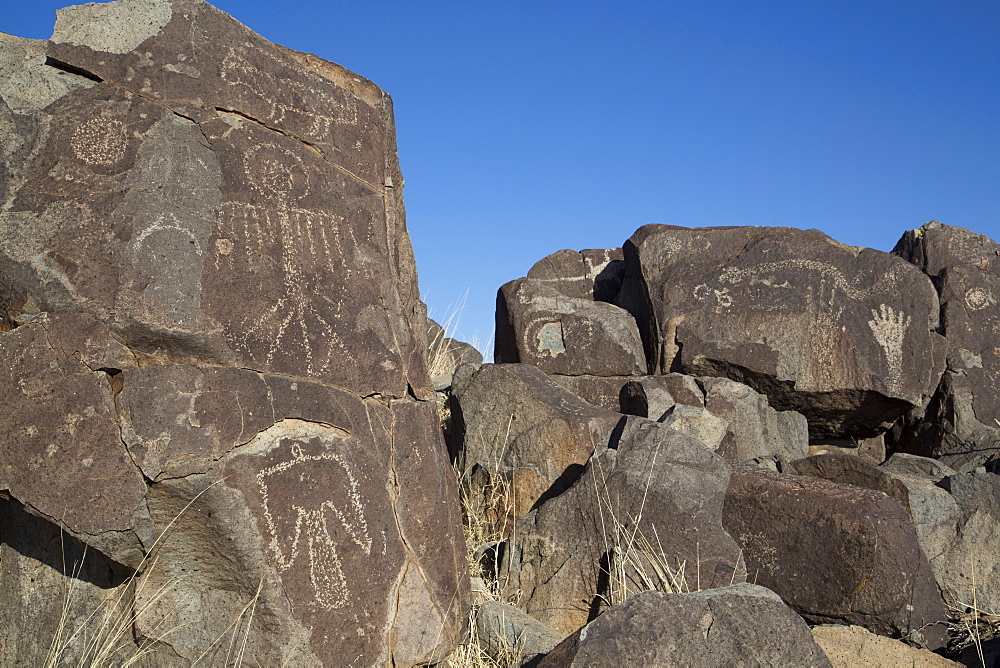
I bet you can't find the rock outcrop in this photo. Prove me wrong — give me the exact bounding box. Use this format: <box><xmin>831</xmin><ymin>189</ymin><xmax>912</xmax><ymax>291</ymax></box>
<box><xmin>0</xmin><ymin>1</ymin><xmax>466</xmax><ymax>664</ymax></box>
<box><xmin>615</xmin><ymin>224</ymin><xmax>946</xmax><ymax>440</ymax></box>
<box><xmin>538</xmin><ymin>585</ymin><xmax>832</xmax><ymax>667</ymax></box>
<box><xmin>892</xmin><ymin>221</ymin><xmax>1000</xmax><ymax>467</ymax></box>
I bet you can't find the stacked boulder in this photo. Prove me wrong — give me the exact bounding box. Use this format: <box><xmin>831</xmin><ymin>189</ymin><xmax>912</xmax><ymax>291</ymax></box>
<box><xmin>0</xmin><ymin>0</ymin><xmax>467</xmax><ymax>664</ymax></box>
<box><xmin>453</xmin><ymin>222</ymin><xmax>1000</xmax><ymax>664</ymax></box>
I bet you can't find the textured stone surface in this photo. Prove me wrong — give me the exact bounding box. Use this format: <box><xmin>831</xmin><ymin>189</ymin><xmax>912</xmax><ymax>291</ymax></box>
<box><xmin>452</xmin><ymin>363</ymin><xmax>624</xmax><ymax>530</ymax></box>
<box><xmin>475</xmin><ymin>601</ymin><xmax>563</xmax><ymax>663</ymax></box>
<box><xmin>426</xmin><ymin>315</ymin><xmax>482</xmax><ymax>388</ymax></box>
<box><xmin>811</xmin><ymin>624</ymin><xmax>961</xmax><ymax>667</ymax></box>
<box><xmin>538</xmin><ymin>585</ymin><xmax>831</xmax><ymax>668</ymax></box>
<box><xmin>496</xmin><ymin>278</ymin><xmax>646</xmax><ymax>376</ymax></box>
<box><xmin>722</xmin><ymin>465</ymin><xmax>948</xmax><ymax>648</ymax></box>
<box><xmin>526</xmin><ymin>247</ymin><xmax>625</xmax><ymax>302</ymax></box>
<box><xmin>0</xmin><ymin>1</ymin><xmax>467</xmax><ymax>663</ymax></box>
<box><xmin>616</xmin><ymin>224</ymin><xmax>945</xmax><ymax>439</ymax></box>
<box><xmin>701</xmin><ymin>376</ymin><xmax>809</xmax><ymax>463</ymax></box>
<box><xmin>499</xmin><ymin>420</ymin><xmax>744</xmax><ymax>636</ymax></box>
<box><xmin>890</xmin><ymin>222</ymin><xmax>1000</xmax><ymax>465</ymax></box>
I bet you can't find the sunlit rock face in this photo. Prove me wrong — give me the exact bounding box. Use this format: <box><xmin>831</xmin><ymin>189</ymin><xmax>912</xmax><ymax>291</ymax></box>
<box><xmin>0</xmin><ymin>0</ymin><xmax>467</xmax><ymax>663</ymax></box>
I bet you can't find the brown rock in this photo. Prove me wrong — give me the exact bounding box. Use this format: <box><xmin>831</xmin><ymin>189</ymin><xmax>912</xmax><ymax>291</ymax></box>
<box><xmin>811</xmin><ymin>624</ymin><xmax>961</xmax><ymax>667</ymax></box>
<box><xmin>786</xmin><ymin>454</ymin><xmax>912</xmax><ymax>512</ymax></box>
<box><xmin>499</xmin><ymin>420</ymin><xmax>744</xmax><ymax>636</ymax></box>
<box><xmin>526</xmin><ymin>247</ymin><xmax>625</xmax><ymax>302</ymax></box>
<box><xmin>616</xmin><ymin>224</ymin><xmax>945</xmax><ymax>440</ymax></box>
<box><xmin>538</xmin><ymin>585</ymin><xmax>831</xmax><ymax>668</ymax></box>
<box><xmin>890</xmin><ymin>222</ymin><xmax>1000</xmax><ymax>466</ymax></box>
<box><xmin>722</xmin><ymin>465</ymin><xmax>948</xmax><ymax>648</ymax></box>
<box><xmin>451</xmin><ymin>363</ymin><xmax>625</xmax><ymax>530</ymax></box>
<box><xmin>496</xmin><ymin>278</ymin><xmax>646</xmax><ymax>376</ymax></box>
<box><xmin>0</xmin><ymin>1</ymin><xmax>467</xmax><ymax>663</ymax></box>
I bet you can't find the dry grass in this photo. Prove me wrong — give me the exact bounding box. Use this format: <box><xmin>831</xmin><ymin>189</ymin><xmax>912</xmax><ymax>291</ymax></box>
<box><xmin>44</xmin><ymin>481</ymin><xmax>261</xmax><ymax>667</ymax></box>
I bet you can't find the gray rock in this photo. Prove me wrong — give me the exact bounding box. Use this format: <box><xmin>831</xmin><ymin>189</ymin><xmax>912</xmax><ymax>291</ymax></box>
<box><xmin>475</xmin><ymin>601</ymin><xmax>563</xmax><ymax>663</ymax></box>
<box><xmin>526</xmin><ymin>247</ymin><xmax>625</xmax><ymax>303</ymax></box>
<box><xmin>700</xmin><ymin>376</ymin><xmax>809</xmax><ymax>462</ymax></box>
<box><xmin>537</xmin><ymin>585</ymin><xmax>831</xmax><ymax>667</ymax></box>
<box><xmin>498</xmin><ymin>420</ymin><xmax>744</xmax><ymax>636</ymax></box>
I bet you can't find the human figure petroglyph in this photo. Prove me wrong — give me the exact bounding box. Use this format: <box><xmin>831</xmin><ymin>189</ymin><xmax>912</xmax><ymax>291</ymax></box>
<box><xmin>220</xmin><ymin>46</ymin><xmax>358</xmax><ymax>139</ymax></box>
<box><xmin>219</xmin><ymin>142</ymin><xmax>355</xmax><ymax>376</ymax></box>
<box><xmin>868</xmin><ymin>304</ymin><xmax>910</xmax><ymax>393</ymax></box>
<box><xmin>257</xmin><ymin>441</ymin><xmax>371</xmax><ymax>610</ymax></box>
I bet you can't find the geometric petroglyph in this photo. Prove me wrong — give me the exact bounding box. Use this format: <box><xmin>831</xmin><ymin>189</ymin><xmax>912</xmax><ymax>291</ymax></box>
<box><xmin>257</xmin><ymin>441</ymin><xmax>371</xmax><ymax>610</ymax></box>
<box><xmin>220</xmin><ymin>142</ymin><xmax>356</xmax><ymax>376</ymax></box>
<box><xmin>70</xmin><ymin>116</ymin><xmax>129</xmax><ymax>166</ymax></box>
<box><xmin>965</xmin><ymin>287</ymin><xmax>995</xmax><ymax>312</ymax></box>
<box><xmin>868</xmin><ymin>303</ymin><xmax>911</xmax><ymax>394</ymax></box>
<box><xmin>220</xmin><ymin>46</ymin><xmax>358</xmax><ymax>139</ymax></box>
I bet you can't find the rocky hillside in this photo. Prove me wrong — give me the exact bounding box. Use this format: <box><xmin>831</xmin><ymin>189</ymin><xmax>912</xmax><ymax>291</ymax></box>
<box><xmin>1</xmin><ymin>1</ymin><xmax>998</xmax><ymax>667</ymax></box>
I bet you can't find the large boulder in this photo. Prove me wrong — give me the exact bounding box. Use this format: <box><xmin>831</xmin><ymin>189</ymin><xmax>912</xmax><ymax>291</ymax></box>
<box><xmin>526</xmin><ymin>247</ymin><xmax>625</xmax><ymax>302</ymax></box>
<box><xmin>722</xmin><ymin>465</ymin><xmax>948</xmax><ymax>648</ymax></box>
<box><xmin>498</xmin><ymin>420</ymin><xmax>744</xmax><ymax>636</ymax></box>
<box><xmin>810</xmin><ymin>625</ymin><xmax>961</xmax><ymax>668</ymax></box>
<box><xmin>0</xmin><ymin>1</ymin><xmax>466</xmax><ymax>663</ymax></box>
<box><xmin>451</xmin><ymin>363</ymin><xmax>625</xmax><ymax>532</ymax></box>
<box><xmin>615</xmin><ymin>224</ymin><xmax>946</xmax><ymax>440</ymax></box>
<box><xmin>495</xmin><ymin>278</ymin><xmax>645</xmax><ymax>376</ymax></box>
<box><xmin>538</xmin><ymin>585</ymin><xmax>832</xmax><ymax>667</ymax></box>
<box><xmin>892</xmin><ymin>222</ymin><xmax>1000</xmax><ymax>466</ymax></box>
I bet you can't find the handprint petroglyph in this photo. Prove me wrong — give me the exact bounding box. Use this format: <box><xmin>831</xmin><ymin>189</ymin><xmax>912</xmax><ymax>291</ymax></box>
<box><xmin>868</xmin><ymin>304</ymin><xmax>910</xmax><ymax>393</ymax></box>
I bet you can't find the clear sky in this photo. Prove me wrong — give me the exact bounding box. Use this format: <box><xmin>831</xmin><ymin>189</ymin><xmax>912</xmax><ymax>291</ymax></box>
<box><xmin>5</xmin><ymin>1</ymin><xmax>999</xmax><ymax>355</ymax></box>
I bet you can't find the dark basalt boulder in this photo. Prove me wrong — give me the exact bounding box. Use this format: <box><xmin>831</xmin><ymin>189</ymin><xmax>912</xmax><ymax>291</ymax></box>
<box><xmin>0</xmin><ymin>1</ymin><xmax>467</xmax><ymax>663</ymax></box>
<box><xmin>615</xmin><ymin>224</ymin><xmax>946</xmax><ymax>440</ymax></box>
<box><xmin>891</xmin><ymin>222</ymin><xmax>1000</xmax><ymax>467</ymax></box>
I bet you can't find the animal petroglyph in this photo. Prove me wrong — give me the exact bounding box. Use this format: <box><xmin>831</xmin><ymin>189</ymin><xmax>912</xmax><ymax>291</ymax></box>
<box><xmin>220</xmin><ymin>46</ymin><xmax>358</xmax><ymax>139</ymax></box>
<box><xmin>70</xmin><ymin>116</ymin><xmax>129</xmax><ymax>166</ymax></box>
<box><xmin>718</xmin><ymin>259</ymin><xmax>907</xmax><ymax>303</ymax></box>
<box><xmin>220</xmin><ymin>142</ymin><xmax>355</xmax><ymax>376</ymax></box>
<box><xmin>257</xmin><ymin>441</ymin><xmax>371</xmax><ymax>610</ymax></box>
<box><xmin>693</xmin><ymin>284</ymin><xmax>733</xmax><ymax>311</ymax></box>
<box><xmin>868</xmin><ymin>304</ymin><xmax>910</xmax><ymax>393</ymax></box>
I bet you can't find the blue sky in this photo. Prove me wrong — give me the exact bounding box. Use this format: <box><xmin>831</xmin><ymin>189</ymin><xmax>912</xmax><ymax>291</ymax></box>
<box><xmin>5</xmin><ymin>1</ymin><xmax>999</xmax><ymax>354</ymax></box>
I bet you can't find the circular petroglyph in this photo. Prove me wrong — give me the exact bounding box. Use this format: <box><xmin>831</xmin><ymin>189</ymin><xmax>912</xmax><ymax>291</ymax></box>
<box><xmin>70</xmin><ymin>117</ymin><xmax>129</xmax><ymax>166</ymax></box>
<box><xmin>965</xmin><ymin>287</ymin><xmax>993</xmax><ymax>311</ymax></box>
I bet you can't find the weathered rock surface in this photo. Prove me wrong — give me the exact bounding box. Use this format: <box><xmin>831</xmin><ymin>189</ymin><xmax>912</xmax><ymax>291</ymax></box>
<box><xmin>496</xmin><ymin>278</ymin><xmax>645</xmax><ymax>376</ymax></box>
<box><xmin>811</xmin><ymin>624</ymin><xmax>961</xmax><ymax>667</ymax></box>
<box><xmin>451</xmin><ymin>363</ymin><xmax>625</xmax><ymax>531</ymax></box>
<box><xmin>475</xmin><ymin>601</ymin><xmax>563</xmax><ymax>664</ymax></box>
<box><xmin>498</xmin><ymin>420</ymin><xmax>744</xmax><ymax>636</ymax></box>
<box><xmin>616</xmin><ymin>224</ymin><xmax>945</xmax><ymax>439</ymax></box>
<box><xmin>526</xmin><ymin>247</ymin><xmax>625</xmax><ymax>302</ymax></box>
<box><xmin>722</xmin><ymin>465</ymin><xmax>948</xmax><ymax>648</ymax></box>
<box><xmin>892</xmin><ymin>222</ymin><xmax>1000</xmax><ymax>466</ymax></box>
<box><xmin>426</xmin><ymin>315</ymin><xmax>482</xmax><ymax>389</ymax></box>
<box><xmin>537</xmin><ymin>585</ymin><xmax>831</xmax><ymax>667</ymax></box>
<box><xmin>0</xmin><ymin>1</ymin><xmax>467</xmax><ymax>663</ymax></box>
<box><xmin>700</xmin><ymin>376</ymin><xmax>810</xmax><ymax>462</ymax></box>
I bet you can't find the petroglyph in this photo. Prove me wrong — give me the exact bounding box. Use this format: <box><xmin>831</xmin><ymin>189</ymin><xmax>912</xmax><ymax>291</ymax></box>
<box><xmin>219</xmin><ymin>142</ymin><xmax>355</xmax><ymax>376</ymax></box>
<box><xmin>132</xmin><ymin>213</ymin><xmax>203</xmax><ymax>255</ymax></box>
<box><xmin>693</xmin><ymin>284</ymin><xmax>733</xmax><ymax>312</ymax></box>
<box><xmin>965</xmin><ymin>287</ymin><xmax>995</xmax><ymax>312</ymax></box>
<box><xmin>868</xmin><ymin>304</ymin><xmax>910</xmax><ymax>393</ymax></box>
<box><xmin>220</xmin><ymin>46</ymin><xmax>358</xmax><ymax>139</ymax></box>
<box><xmin>257</xmin><ymin>441</ymin><xmax>371</xmax><ymax>610</ymax></box>
<box><xmin>718</xmin><ymin>259</ymin><xmax>907</xmax><ymax>302</ymax></box>
<box><xmin>70</xmin><ymin>116</ymin><xmax>128</xmax><ymax>166</ymax></box>
<box><xmin>537</xmin><ymin>321</ymin><xmax>566</xmax><ymax>357</ymax></box>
